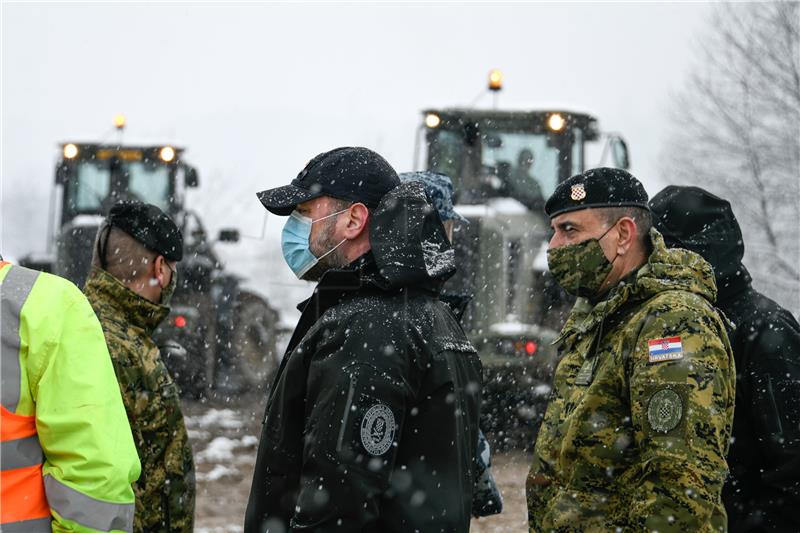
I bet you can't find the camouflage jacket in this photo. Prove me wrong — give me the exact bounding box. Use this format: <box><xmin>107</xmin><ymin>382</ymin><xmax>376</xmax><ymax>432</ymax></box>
<box><xmin>84</xmin><ymin>267</ymin><xmax>195</xmax><ymax>533</ymax></box>
<box><xmin>528</xmin><ymin>229</ymin><xmax>735</xmax><ymax>532</ymax></box>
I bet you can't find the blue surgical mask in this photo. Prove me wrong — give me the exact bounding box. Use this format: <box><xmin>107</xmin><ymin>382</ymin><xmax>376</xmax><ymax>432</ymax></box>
<box><xmin>281</xmin><ymin>208</ymin><xmax>348</xmax><ymax>279</ymax></box>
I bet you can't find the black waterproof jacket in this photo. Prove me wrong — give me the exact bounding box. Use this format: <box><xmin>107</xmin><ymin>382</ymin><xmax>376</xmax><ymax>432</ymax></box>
<box><xmin>719</xmin><ymin>269</ymin><xmax>800</xmax><ymax>532</ymax></box>
<box><xmin>651</xmin><ymin>186</ymin><xmax>800</xmax><ymax>532</ymax></box>
<box><xmin>244</xmin><ymin>181</ymin><xmax>482</xmax><ymax>533</ymax></box>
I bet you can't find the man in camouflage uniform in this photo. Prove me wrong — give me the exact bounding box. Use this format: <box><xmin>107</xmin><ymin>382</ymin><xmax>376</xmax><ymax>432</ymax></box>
<box><xmin>527</xmin><ymin>168</ymin><xmax>735</xmax><ymax>532</ymax></box>
<box><xmin>84</xmin><ymin>201</ymin><xmax>195</xmax><ymax>533</ymax></box>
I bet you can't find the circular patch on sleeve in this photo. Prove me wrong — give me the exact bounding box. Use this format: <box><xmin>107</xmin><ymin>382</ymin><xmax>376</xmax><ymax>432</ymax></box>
<box><xmin>360</xmin><ymin>403</ymin><xmax>396</xmax><ymax>455</ymax></box>
<box><xmin>647</xmin><ymin>388</ymin><xmax>683</xmax><ymax>433</ymax></box>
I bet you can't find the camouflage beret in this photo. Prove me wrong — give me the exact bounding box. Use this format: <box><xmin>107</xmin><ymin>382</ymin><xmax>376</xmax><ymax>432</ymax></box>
<box><xmin>398</xmin><ymin>171</ymin><xmax>468</xmax><ymax>223</ymax></box>
<box><xmin>107</xmin><ymin>201</ymin><xmax>183</xmax><ymax>261</ymax></box>
<box><xmin>545</xmin><ymin>167</ymin><xmax>649</xmax><ymax>218</ymax></box>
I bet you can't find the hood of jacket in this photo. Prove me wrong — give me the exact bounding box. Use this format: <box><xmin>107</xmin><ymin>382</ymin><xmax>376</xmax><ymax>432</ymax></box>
<box><xmin>368</xmin><ymin>180</ymin><xmax>456</xmax><ymax>292</ymax></box>
<box><xmin>649</xmin><ymin>185</ymin><xmax>750</xmax><ymax>300</ymax></box>
<box><xmin>559</xmin><ymin>228</ymin><xmax>718</xmax><ymax>347</ymax></box>
<box><xmin>83</xmin><ymin>266</ymin><xmax>169</xmax><ymax>335</ymax></box>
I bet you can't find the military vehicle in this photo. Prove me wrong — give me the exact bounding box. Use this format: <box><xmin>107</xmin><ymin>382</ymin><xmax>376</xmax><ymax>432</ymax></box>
<box><xmin>21</xmin><ymin>118</ymin><xmax>279</xmax><ymax>397</ymax></box>
<box><xmin>414</xmin><ymin>71</ymin><xmax>630</xmax><ymax>446</ymax></box>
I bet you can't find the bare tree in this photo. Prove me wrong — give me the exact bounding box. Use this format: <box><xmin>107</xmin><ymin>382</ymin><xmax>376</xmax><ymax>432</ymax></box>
<box><xmin>661</xmin><ymin>1</ymin><xmax>800</xmax><ymax>316</ymax></box>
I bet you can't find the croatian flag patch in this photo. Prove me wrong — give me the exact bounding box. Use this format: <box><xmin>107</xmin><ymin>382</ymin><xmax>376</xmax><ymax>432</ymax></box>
<box><xmin>648</xmin><ymin>337</ymin><xmax>683</xmax><ymax>363</ymax></box>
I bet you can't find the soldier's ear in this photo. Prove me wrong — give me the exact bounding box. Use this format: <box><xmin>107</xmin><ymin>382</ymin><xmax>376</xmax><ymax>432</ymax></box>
<box><xmin>616</xmin><ymin>217</ymin><xmax>638</xmax><ymax>255</ymax></box>
<box><xmin>152</xmin><ymin>255</ymin><xmax>167</xmax><ymax>282</ymax></box>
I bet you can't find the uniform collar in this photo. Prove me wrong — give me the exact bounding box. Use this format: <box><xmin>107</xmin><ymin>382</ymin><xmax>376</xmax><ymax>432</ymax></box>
<box><xmin>84</xmin><ymin>266</ymin><xmax>169</xmax><ymax>334</ymax></box>
<box><xmin>555</xmin><ymin>266</ymin><xmax>642</xmax><ymax>347</ymax></box>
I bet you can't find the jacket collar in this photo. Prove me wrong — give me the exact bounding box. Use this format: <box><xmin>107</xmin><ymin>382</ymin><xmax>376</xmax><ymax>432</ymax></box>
<box><xmin>294</xmin><ymin>252</ymin><xmax>383</xmax><ymax>309</ymax></box>
<box><xmin>84</xmin><ymin>266</ymin><xmax>169</xmax><ymax>335</ymax></box>
<box><xmin>285</xmin><ymin>252</ymin><xmax>386</xmax><ymax>355</ymax></box>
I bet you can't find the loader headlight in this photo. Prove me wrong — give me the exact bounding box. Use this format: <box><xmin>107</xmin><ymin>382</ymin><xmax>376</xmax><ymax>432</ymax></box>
<box><xmin>547</xmin><ymin>113</ymin><xmax>566</xmax><ymax>132</ymax></box>
<box><xmin>425</xmin><ymin>113</ymin><xmax>441</xmax><ymax>129</ymax></box>
<box><xmin>63</xmin><ymin>144</ymin><xmax>79</xmax><ymax>159</ymax></box>
<box><xmin>64</xmin><ymin>143</ymin><xmax>78</xmax><ymax>159</ymax></box>
<box><xmin>159</xmin><ymin>146</ymin><xmax>176</xmax><ymax>162</ymax></box>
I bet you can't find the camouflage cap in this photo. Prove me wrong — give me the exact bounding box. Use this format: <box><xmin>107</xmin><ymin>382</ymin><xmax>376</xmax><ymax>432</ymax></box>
<box><xmin>107</xmin><ymin>201</ymin><xmax>183</xmax><ymax>261</ymax></box>
<box><xmin>398</xmin><ymin>171</ymin><xmax>468</xmax><ymax>223</ymax></box>
<box><xmin>545</xmin><ymin>167</ymin><xmax>649</xmax><ymax>218</ymax></box>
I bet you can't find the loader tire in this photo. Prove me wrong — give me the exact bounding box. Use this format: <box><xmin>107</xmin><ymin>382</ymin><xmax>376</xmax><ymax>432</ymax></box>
<box><xmin>231</xmin><ymin>298</ymin><xmax>278</xmax><ymax>392</ymax></box>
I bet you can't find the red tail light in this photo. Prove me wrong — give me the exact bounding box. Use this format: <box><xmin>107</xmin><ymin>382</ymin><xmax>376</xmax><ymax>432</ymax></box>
<box><xmin>174</xmin><ymin>315</ymin><xmax>187</xmax><ymax>328</ymax></box>
<box><xmin>525</xmin><ymin>340</ymin><xmax>537</xmax><ymax>355</ymax></box>
<box><xmin>497</xmin><ymin>338</ymin><xmax>540</xmax><ymax>356</ymax></box>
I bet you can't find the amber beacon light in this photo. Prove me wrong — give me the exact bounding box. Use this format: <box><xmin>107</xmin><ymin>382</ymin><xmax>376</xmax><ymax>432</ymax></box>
<box><xmin>488</xmin><ymin>69</ymin><xmax>503</xmax><ymax>92</ymax></box>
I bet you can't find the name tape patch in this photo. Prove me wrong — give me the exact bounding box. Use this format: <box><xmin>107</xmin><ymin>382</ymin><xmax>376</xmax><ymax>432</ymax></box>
<box><xmin>648</xmin><ymin>336</ymin><xmax>683</xmax><ymax>363</ymax></box>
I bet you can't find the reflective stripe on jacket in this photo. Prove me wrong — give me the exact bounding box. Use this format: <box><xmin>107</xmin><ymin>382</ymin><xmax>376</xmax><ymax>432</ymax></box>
<box><xmin>0</xmin><ymin>262</ymin><xmax>141</xmax><ymax>533</ymax></box>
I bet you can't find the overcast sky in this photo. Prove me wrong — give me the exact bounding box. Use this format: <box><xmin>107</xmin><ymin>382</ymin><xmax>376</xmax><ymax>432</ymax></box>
<box><xmin>1</xmin><ymin>1</ymin><xmax>712</xmax><ymax>312</ymax></box>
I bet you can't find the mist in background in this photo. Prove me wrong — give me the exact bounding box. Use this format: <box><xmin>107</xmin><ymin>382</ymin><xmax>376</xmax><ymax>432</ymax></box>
<box><xmin>2</xmin><ymin>2</ymin><xmax>711</xmax><ymax>320</ymax></box>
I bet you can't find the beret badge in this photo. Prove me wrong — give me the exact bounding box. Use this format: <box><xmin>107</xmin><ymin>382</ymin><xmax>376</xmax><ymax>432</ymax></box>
<box><xmin>570</xmin><ymin>183</ymin><xmax>587</xmax><ymax>201</ymax></box>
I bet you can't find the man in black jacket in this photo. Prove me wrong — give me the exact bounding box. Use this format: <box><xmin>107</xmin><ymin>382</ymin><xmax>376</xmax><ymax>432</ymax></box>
<box><xmin>245</xmin><ymin>147</ymin><xmax>482</xmax><ymax>533</ymax></box>
<box><xmin>399</xmin><ymin>170</ymin><xmax>503</xmax><ymax>518</ymax></box>
<box><xmin>651</xmin><ymin>185</ymin><xmax>800</xmax><ymax>532</ymax></box>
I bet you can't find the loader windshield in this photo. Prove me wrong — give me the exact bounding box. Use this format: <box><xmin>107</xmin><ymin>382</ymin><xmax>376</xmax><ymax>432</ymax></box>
<box><xmin>427</xmin><ymin>128</ymin><xmax>559</xmax><ymax>209</ymax></box>
<box><xmin>68</xmin><ymin>159</ymin><xmax>172</xmax><ymax>215</ymax></box>
<box><xmin>480</xmin><ymin>131</ymin><xmax>558</xmax><ymax>208</ymax></box>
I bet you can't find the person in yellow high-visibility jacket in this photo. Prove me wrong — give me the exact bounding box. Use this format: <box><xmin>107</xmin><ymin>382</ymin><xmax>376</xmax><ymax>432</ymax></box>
<box><xmin>1</xmin><ymin>260</ymin><xmax>141</xmax><ymax>533</ymax></box>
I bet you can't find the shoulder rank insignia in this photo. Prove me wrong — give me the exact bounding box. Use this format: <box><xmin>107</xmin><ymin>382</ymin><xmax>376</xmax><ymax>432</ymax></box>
<box><xmin>647</xmin><ymin>336</ymin><xmax>683</xmax><ymax>363</ymax></box>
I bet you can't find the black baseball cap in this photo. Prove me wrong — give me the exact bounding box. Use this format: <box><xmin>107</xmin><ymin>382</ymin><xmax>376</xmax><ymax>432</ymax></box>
<box><xmin>257</xmin><ymin>146</ymin><xmax>401</xmax><ymax>216</ymax></box>
<box><xmin>545</xmin><ymin>167</ymin><xmax>649</xmax><ymax>218</ymax></box>
<box><xmin>106</xmin><ymin>201</ymin><xmax>183</xmax><ymax>261</ymax></box>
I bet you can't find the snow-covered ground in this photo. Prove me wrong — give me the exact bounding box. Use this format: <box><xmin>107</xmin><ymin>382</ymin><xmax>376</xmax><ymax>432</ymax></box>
<box><xmin>184</xmin><ymin>399</ymin><xmax>263</xmax><ymax>533</ymax></box>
